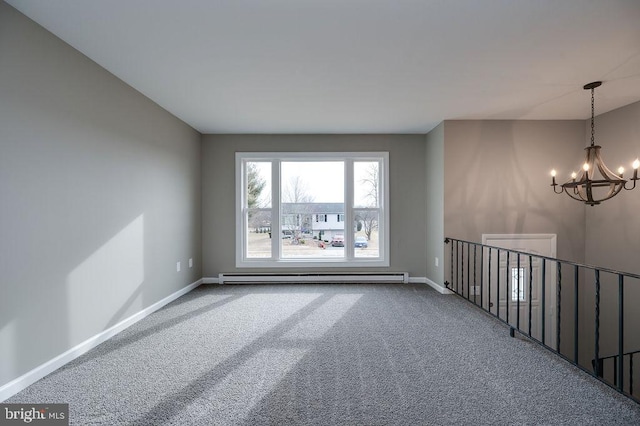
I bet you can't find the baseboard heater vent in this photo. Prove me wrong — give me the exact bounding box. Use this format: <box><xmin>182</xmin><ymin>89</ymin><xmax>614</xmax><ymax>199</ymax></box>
<box><xmin>218</xmin><ymin>272</ymin><xmax>409</xmax><ymax>284</ymax></box>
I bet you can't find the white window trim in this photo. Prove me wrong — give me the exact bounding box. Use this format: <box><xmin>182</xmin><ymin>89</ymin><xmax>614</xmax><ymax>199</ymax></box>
<box><xmin>236</xmin><ymin>152</ymin><xmax>390</xmax><ymax>268</ymax></box>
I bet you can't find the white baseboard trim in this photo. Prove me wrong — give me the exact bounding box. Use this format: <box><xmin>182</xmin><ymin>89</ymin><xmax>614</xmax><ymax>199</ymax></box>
<box><xmin>408</xmin><ymin>276</ymin><xmax>427</xmax><ymax>284</ymax></box>
<box><xmin>202</xmin><ymin>277</ymin><xmax>220</xmax><ymax>284</ymax></box>
<box><xmin>425</xmin><ymin>277</ymin><xmax>454</xmax><ymax>294</ymax></box>
<box><xmin>0</xmin><ymin>278</ymin><xmax>202</xmax><ymax>402</ymax></box>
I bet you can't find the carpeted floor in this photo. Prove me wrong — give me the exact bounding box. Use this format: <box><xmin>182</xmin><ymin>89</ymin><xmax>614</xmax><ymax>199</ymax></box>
<box><xmin>7</xmin><ymin>283</ymin><xmax>640</xmax><ymax>425</ymax></box>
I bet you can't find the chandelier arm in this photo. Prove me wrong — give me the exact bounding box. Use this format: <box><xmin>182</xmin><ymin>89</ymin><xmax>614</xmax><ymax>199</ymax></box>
<box><xmin>597</xmin><ymin>185</ymin><xmax>623</xmax><ymax>204</ymax></box>
<box><xmin>623</xmin><ymin>180</ymin><xmax>637</xmax><ymax>191</ymax></box>
<box><xmin>576</xmin><ymin>184</ymin><xmax>589</xmax><ymax>202</ymax></box>
<box><xmin>595</xmin><ymin>153</ymin><xmax>626</xmax><ymax>183</ymax></box>
<box><xmin>597</xmin><ymin>184</ymin><xmax>624</xmax><ymax>203</ymax></box>
<box><xmin>563</xmin><ymin>187</ymin><xmax>588</xmax><ymax>203</ymax></box>
<box><xmin>586</xmin><ymin>182</ymin><xmax>595</xmax><ymax>204</ymax></box>
<box><xmin>561</xmin><ymin>180</ymin><xmax>626</xmax><ymax>205</ymax></box>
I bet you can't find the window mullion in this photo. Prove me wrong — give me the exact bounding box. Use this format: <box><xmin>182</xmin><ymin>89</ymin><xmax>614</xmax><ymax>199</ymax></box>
<box><xmin>381</xmin><ymin>156</ymin><xmax>389</xmax><ymax>261</ymax></box>
<box><xmin>237</xmin><ymin>158</ymin><xmax>247</xmax><ymax>264</ymax></box>
<box><xmin>271</xmin><ymin>159</ymin><xmax>281</xmax><ymax>260</ymax></box>
<box><xmin>345</xmin><ymin>159</ymin><xmax>354</xmax><ymax>260</ymax></box>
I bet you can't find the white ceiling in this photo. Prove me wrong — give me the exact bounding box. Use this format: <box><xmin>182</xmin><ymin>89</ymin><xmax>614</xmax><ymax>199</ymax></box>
<box><xmin>6</xmin><ymin>0</ymin><xmax>640</xmax><ymax>134</ymax></box>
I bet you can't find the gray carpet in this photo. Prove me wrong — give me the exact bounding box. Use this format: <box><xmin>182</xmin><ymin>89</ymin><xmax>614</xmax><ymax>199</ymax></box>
<box><xmin>7</xmin><ymin>283</ymin><xmax>640</xmax><ymax>425</ymax></box>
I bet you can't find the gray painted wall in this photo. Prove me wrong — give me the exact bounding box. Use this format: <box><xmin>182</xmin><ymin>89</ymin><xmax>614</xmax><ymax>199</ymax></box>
<box><xmin>0</xmin><ymin>3</ymin><xmax>202</xmax><ymax>387</ymax></box>
<box><xmin>443</xmin><ymin>120</ymin><xmax>586</xmax><ymax>263</ymax></box>
<box><xmin>202</xmin><ymin>134</ymin><xmax>427</xmax><ymax>277</ymax></box>
<box><xmin>425</xmin><ymin>123</ymin><xmax>444</xmax><ymax>285</ymax></box>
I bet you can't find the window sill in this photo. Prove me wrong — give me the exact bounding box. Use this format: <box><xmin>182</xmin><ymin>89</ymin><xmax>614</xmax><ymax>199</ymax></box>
<box><xmin>236</xmin><ymin>259</ymin><xmax>390</xmax><ymax>268</ymax></box>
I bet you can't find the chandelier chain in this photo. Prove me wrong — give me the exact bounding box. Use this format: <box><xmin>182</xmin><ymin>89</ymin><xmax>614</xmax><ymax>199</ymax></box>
<box><xmin>590</xmin><ymin>87</ymin><xmax>595</xmax><ymax>147</ymax></box>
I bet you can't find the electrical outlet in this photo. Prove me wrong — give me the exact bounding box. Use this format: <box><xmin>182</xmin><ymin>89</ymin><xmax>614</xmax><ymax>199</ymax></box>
<box><xmin>189</xmin><ymin>258</ymin><xmax>193</xmax><ymax>268</ymax></box>
<box><xmin>176</xmin><ymin>261</ymin><xmax>181</xmax><ymax>272</ymax></box>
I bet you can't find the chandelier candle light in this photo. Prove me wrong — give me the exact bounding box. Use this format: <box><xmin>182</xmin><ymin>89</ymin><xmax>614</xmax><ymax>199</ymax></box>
<box><xmin>551</xmin><ymin>81</ymin><xmax>639</xmax><ymax>205</ymax></box>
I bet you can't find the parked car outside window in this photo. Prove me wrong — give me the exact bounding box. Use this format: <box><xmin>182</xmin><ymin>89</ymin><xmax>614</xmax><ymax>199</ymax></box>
<box><xmin>354</xmin><ymin>236</ymin><xmax>368</xmax><ymax>248</ymax></box>
<box><xmin>331</xmin><ymin>235</ymin><xmax>344</xmax><ymax>247</ymax></box>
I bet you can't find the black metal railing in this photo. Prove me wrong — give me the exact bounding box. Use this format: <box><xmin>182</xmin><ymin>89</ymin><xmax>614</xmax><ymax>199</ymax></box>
<box><xmin>444</xmin><ymin>237</ymin><xmax>639</xmax><ymax>404</ymax></box>
<box><xmin>594</xmin><ymin>350</ymin><xmax>639</xmax><ymax>395</ymax></box>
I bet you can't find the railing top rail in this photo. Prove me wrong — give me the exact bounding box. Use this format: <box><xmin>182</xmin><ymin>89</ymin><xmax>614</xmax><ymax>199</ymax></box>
<box><xmin>445</xmin><ymin>237</ymin><xmax>640</xmax><ymax>280</ymax></box>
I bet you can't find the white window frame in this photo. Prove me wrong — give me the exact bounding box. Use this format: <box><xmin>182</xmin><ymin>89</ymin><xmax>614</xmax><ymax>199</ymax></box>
<box><xmin>236</xmin><ymin>152</ymin><xmax>389</xmax><ymax>268</ymax></box>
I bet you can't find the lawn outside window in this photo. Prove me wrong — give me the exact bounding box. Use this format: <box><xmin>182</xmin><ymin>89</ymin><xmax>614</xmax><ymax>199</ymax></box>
<box><xmin>236</xmin><ymin>152</ymin><xmax>389</xmax><ymax>267</ymax></box>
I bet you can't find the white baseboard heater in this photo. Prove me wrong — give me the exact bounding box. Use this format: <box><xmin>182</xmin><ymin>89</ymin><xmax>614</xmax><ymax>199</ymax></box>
<box><xmin>218</xmin><ymin>272</ymin><xmax>409</xmax><ymax>284</ymax></box>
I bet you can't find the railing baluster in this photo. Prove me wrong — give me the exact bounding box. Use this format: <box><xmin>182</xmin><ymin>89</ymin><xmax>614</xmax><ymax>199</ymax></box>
<box><xmin>517</xmin><ymin>253</ymin><xmax>521</xmax><ymax>331</ymax></box>
<box><xmin>594</xmin><ymin>269</ymin><xmax>601</xmax><ymax>377</ymax></box>
<box><xmin>454</xmin><ymin>240</ymin><xmax>457</xmax><ymax>293</ymax></box>
<box><xmin>455</xmin><ymin>240</ymin><xmax>459</xmax><ymax>293</ymax></box>
<box><xmin>452</xmin><ymin>240</ymin><xmax>456</xmax><ymax>292</ymax></box>
<box><xmin>488</xmin><ymin>248</ymin><xmax>492</xmax><ymax>313</ymax></box>
<box><xmin>496</xmin><ymin>249</ymin><xmax>500</xmax><ymax>318</ymax></box>
<box><xmin>449</xmin><ymin>238</ymin><xmax>454</xmax><ymax>290</ymax></box>
<box><xmin>596</xmin><ymin>358</ymin><xmax>604</xmax><ymax>379</ymax></box>
<box><xmin>506</xmin><ymin>251</ymin><xmax>510</xmax><ymax>325</ymax></box>
<box><xmin>495</xmin><ymin>249</ymin><xmax>499</xmax><ymax>317</ymax></box>
<box><xmin>473</xmin><ymin>244</ymin><xmax>477</xmax><ymax>305</ymax></box>
<box><xmin>480</xmin><ymin>246</ymin><xmax>484</xmax><ymax>310</ymax></box>
<box><xmin>630</xmin><ymin>353</ymin><xmax>634</xmax><ymax>395</ymax></box>
<box><xmin>460</xmin><ymin>243</ymin><xmax>464</xmax><ymax>295</ymax></box>
<box><xmin>557</xmin><ymin>261</ymin><xmax>562</xmax><ymax>353</ymax></box>
<box><xmin>574</xmin><ymin>265</ymin><xmax>579</xmax><ymax>364</ymax></box>
<box><xmin>529</xmin><ymin>255</ymin><xmax>533</xmax><ymax>337</ymax></box>
<box><xmin>618</xmin><ymin>274</ymin><xmax>624</xmax><ymax>392</ymax></box>
<box><xmin>542</xmin><ymin>259</ymin><xmax>546</xmax><ymax>346</ymax></box>
<box><xmin>467</xmin><ymin>244</ymin><xmax>471</xmax><ymax>299</ymax></box>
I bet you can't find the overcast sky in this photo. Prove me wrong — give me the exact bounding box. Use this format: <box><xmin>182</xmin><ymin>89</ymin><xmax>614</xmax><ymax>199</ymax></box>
<box><xmin>251</xmin><ymin>161</ymin><xmax>378</xmax><ymax>206</ymax></box>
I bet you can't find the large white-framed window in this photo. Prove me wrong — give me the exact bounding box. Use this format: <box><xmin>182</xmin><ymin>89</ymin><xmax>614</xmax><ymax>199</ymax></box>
<box><xmin>236</xmin><ymin>152</ymin><xmax>389</xmax><ymax>268</ymax></box>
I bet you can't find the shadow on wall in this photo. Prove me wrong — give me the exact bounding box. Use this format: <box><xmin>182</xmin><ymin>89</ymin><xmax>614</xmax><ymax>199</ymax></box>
<box><xmin>0</xmin><ymin>210</ymin><xmax>149</xmax><ymax>389</ymax></box>
<box><xmin>66</xmin><ymin>214</ymin><xmax>146</xmax><ymax>344</ymax></box>
<box><xmin>445</xmin><ymin>121</ymin><xmax>577</xmax><ymax>242</ymax></box>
